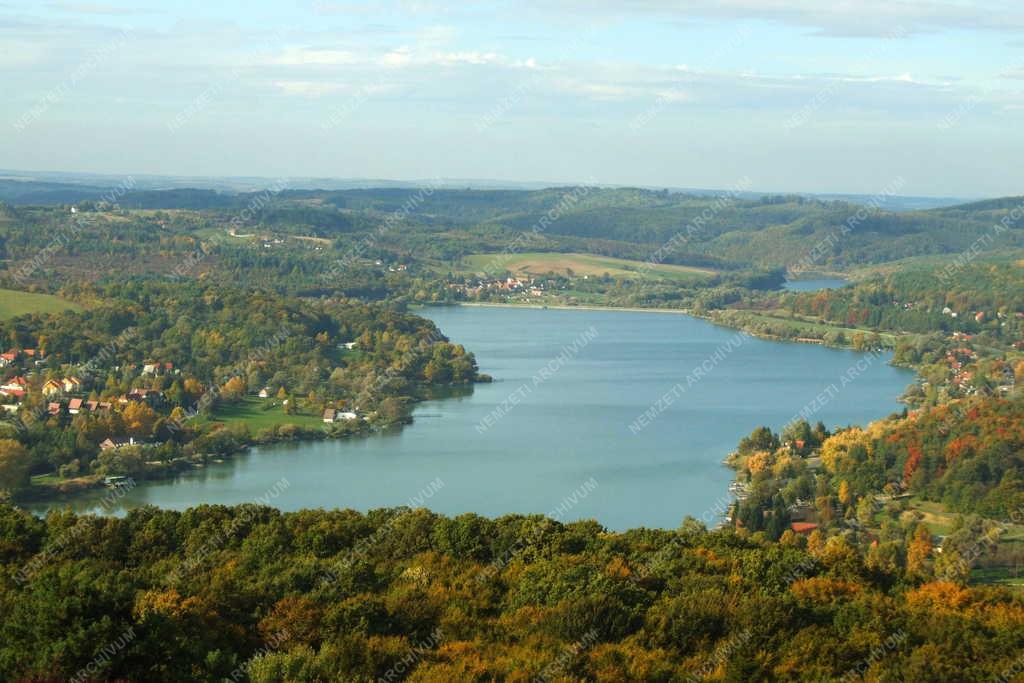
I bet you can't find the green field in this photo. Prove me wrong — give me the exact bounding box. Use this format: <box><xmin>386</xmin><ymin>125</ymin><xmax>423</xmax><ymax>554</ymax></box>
<box><xmin>460</xmin><ymin>252</ymin><xmax>716</xmax><ymax>282</ymax></box>
<box><xmin>202</xmin><ymin>397</ymin><xmax>325</xmax><ymax>430</ymax></box>
<box><xmin>0</xmin><ymin>289</ymin><xmax>81</xmax><ymax>320</ymax></box>
<box><xmin>901</xmin><ymin>498</ymin><xmax>958</xmax><ymax>535</ymax></box>
<box><xmin>730</xmin><ymin>309</ymin><xmax>903</xmax><ymax>345</ymax></box>
<box><xmin>970</xmin><ymin>566</ymin><xmax>1024</xmax><ymax>591</ymax></box>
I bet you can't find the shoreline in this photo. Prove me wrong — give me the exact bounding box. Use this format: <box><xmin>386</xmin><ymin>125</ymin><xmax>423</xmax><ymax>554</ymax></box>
<box><xmin>448</xmin><ymin>301</ymin><xmax>695</xmax><ymax>315</ymax></box>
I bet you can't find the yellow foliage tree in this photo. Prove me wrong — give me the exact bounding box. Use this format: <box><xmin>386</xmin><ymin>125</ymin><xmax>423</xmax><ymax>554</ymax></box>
<box><xmin>790</xmin><ymin>576</ymin><xmax>860</xmax><ymax>604</ymax></box>
<box><xmin>123</xmin><ymin>401</ymin><xmax>158</xmax><ymax>439</ymax></box>
<box><xmin>183</xmin><ymin>378</ymin><xmax>204</xmax><ymax>402</ymax></box>
<box><xmin>772</xmin><ymin>452</ymin><xmax>800</xmax><ymax>478</ymax></box>
<box><xmin>838</xmin><ymin>480</ymin><xmax>852</xmax><ymax>506</ymax></box>
<box><xmin>746</xmin><ymin>450</ymin><xmax>773</xmax><ymax>475</ymax></box>
<box><xmin>221</xmin><ymin>376</ymin><xmax>247</xmax><ymax>402</ymax></box>
<box><xmin>807</xmin><ymin>529</ymin><xmax>826</xmax><ymax>556</ymax></box>
<box><xmin>907</xmin><ymin>524</ymin><xmax>933</xmax><ymax>578</ymax></box>
<box><xmin>819</xmin><ymin>428</ymin><xmax>872</xmax><ymax>474</ymax></box>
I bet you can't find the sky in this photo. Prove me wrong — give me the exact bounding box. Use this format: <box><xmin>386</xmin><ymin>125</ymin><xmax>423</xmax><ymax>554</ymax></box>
<box><xmin>2</xmin><ymin>1</ymin><xmax>1023</xmax><ymax>197</ymax></box>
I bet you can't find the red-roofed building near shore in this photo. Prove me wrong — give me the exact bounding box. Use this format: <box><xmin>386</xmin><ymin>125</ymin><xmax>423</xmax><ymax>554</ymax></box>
<box><xmin>1</xmin><ymin>376</ymin><xmax>28</xmax><ymax>392</ymax></box>
<box><xmin>790</xmin><ymin>522</ymin><xmax>819</xmax><ymax>535</ymax></box>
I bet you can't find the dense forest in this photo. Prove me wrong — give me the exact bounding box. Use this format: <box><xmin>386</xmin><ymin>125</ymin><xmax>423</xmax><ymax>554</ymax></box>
<box><xmin>2</xmin><ymin>502</ymin><xmax>1024</xmax><ymax>682</ymax></box>
<box><xmin>822</xmin><ymin>397</ymin><xmax>1024</xmax><ymax>519</ymax></box>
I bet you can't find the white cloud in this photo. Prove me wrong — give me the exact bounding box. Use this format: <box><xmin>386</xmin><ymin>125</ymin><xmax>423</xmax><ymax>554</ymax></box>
<box><xmin>265</xmin><ymin>44</ymin><xmax>527</xmax><ymax>71</ymax></box>
<box><xmin>272</xmin><ymin>80</ymin><xmax>345</xmax><ymax>98</ymax></box>
<box><xmin>46</xmin><ymin>2</ymin><xmax>149</xmax><ymax>15</ymax></box>
<box><xmin>530</xmin><ymin>0</ymin><xmax>1024</xmax><ymax>37</ymax></box>
<box><xmin>272</xmin><ymin>79</ymin><xmax>401</xmax><ymax>99</ymax></box>
<box><xmin>270</xmin><ymin>48</ymin><xmax>361</xmax><ymax>66</ymax></box>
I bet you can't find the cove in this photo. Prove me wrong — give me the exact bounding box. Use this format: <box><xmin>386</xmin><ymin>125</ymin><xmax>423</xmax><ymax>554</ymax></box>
<box><xmin>26</xmin><ymin>306</ymin><xmax>916</xmax><ymax>530</ymax></box>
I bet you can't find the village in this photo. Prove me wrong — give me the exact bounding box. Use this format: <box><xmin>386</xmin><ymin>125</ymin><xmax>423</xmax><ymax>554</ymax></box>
<box><xmin>0</xmin><ymin>346</ymin><xmax>175</xmax><ymax>448</ymax></box>
<box><xmin>447</xmin><ymin>275</ymin><xmax>549</xmax><ymax>299</ymax></box>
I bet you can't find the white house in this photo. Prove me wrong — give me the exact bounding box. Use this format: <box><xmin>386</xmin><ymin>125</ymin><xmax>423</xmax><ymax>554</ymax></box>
<box><xmin>323</xmin><ymin>408</ymin><xmax>358</xmax><ymax>423</ymax></box>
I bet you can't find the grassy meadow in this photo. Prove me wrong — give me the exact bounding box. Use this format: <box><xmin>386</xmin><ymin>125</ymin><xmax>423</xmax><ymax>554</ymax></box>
<box><xmin>0</xmin><ymin>288</ymin><xmax>81</xmax><ymax>320</ymax></box>
<box><xmin>201</xmin><ymin>396</ymin><xmax>325</xmax><ymax>430</ymax></box>
<box><xmin>460</xmin><ymin>251</ymin><xmax>716</xmax><ymax>282</ymax></box>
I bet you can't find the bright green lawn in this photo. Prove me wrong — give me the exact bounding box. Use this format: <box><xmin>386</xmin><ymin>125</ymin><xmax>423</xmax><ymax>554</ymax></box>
<box><xmin>0</xmin><ymin>289</ymin><xmax>81</xmax><ymax>320</ymax></box>
<box><xmin>30</xmin><ymin>473</ymin><xmax>62</xmax><ymax>486</ymax></box>
<box><xmin>201</xmin><ymin>397</ymin><xmax>325</xmax><ymax>430</ymax></box>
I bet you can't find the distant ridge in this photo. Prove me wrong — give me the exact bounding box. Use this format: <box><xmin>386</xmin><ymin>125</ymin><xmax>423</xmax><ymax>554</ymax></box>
<box><xmin>0</xmin><ymin>168</ymin><xmax>977</xmax><ymax>211</ymax></box>
<box><xmin>939</xmin><ymin>196</ymin><xmax>1024</xmax><ymax>212</ymax></box>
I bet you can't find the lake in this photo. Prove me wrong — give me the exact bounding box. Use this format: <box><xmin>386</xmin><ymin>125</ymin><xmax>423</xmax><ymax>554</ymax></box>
<box><xmin>28</xmin><ymin>306</ymin><xmax>915</xmax><ymax>530</ymax></box>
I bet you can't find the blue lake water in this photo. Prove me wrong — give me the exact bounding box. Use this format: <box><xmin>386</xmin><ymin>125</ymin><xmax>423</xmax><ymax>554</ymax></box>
<box><xmin>28</xmin><ymin>306</ymin><xmax>915</xmax><ymax>530</ymax></box>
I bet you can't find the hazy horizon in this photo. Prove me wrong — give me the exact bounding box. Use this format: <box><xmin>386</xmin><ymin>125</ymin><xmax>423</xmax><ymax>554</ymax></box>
<box><xmin>4</xmin><ymin>1</ymin><xmax>1023</xmax><ymax>197</ymax></box>
<box><xmin>0</xmin><ymin>166</ymin><xmax>988</xmax><ymax>204</ymax></box>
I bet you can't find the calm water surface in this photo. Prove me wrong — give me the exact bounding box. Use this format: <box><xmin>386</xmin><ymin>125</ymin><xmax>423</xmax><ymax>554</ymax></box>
<box><xmin>28</xmin><ymin>306</ymin><xmax>914</xmax><ymax>530</ymax></box>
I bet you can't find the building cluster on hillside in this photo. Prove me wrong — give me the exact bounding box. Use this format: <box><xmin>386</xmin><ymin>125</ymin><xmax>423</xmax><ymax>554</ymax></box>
<box><xmin>1</xmin><ymin>354</ymin><xmax>171</xmax><ymax>417</ymax></box>
<box><xmin>448</xmin><ymin>276</ymin><xmax>546</xmax><ymax>298</ymax></box>
<box><xmin>27</xmin><ymin>388</ymin><xmax>167</xmax><ymax>419</ymax></box>
<box><xmin>940</xmin><ymin>307</ymin><xmax>1024</xmax><ymax>326</ymax></box>
<box><xmin>937</xmin><ymin>340</ymin><xmax>1021</xmax><ymax>396</ymax></box>
<box><xmin>141</xmin><ymin>361</ymin><xmax>177</xmax><ymax>375</ymax></box>
<box><xmin>99</xmin><ymin>436</ymin><xmax>154</xmax><ymax>452</ymax></box>
<box><xmin>42</xmin><ymin>376</ymin><xmax>84</xmax><ymax>396</ymax></box>
<box><xmin>0</xmin><ymin>347</ymin><xmax>45</xmax><ymax>368</ymax></box>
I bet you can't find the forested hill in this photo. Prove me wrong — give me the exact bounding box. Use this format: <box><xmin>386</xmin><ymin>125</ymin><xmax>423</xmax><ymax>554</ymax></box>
<box><xmin>2</xmin><ymin>501</ymin><xmax>1024</xmax><ymax>681</ymax></box>
<box><xmin>1</xmin><ymin>183</ymin><xmax>1022</xmax><ymax>272</ymax></box>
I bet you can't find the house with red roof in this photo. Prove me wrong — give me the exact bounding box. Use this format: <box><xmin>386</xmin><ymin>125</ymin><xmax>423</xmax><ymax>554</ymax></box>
<box><xmin>1</xmin><ymin>376</ymin><xmax>28</xmax><ymax>392</ymax></box>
